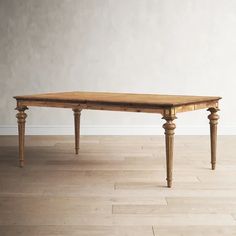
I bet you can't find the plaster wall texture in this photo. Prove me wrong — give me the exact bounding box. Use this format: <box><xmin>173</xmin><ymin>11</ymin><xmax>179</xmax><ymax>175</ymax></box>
<box><xmin>0</xmin><ymin>0</ymin><xmax>235</xmax><ymax>134</ymax></box>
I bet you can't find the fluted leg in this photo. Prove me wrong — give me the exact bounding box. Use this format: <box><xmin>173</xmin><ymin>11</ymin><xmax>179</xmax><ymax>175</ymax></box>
<box><xmin>162</xmin><ymin>114</ymin><xmax>176</xmax><ymax>188</ymax></box>
<box><xmin>16</xmin><ymin>106</ymin><xmax>28</xmax><ymax>167</ymax></box>
<box><xmin>73</xmin><ymin>109</ymin><xmax>81</xmax><ymax>155</ymax></box>
<box><xmin>207</xmin><ymin>107</ymin><xmax>219</xmax><ymax>170</ymax></box>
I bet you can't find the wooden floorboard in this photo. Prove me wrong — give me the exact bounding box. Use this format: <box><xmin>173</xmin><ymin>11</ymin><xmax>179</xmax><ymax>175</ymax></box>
<box><xmin>0</xmin><ymin>135</ymin><xmax>236</xmax><ymax>235</ymax></box>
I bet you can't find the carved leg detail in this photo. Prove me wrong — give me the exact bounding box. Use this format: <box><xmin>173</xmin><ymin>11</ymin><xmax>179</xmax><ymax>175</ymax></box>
<box><xmin>162</xmin><ymin>115</ymin><xmax>176</xmax><ymax>188</ymax></box>
<box><xmin>73</xmin><ymin>109</ymin><xmax>81</xmax><ymax>155</ymax></box>
<box><xmin>207</xmin><ymin>107</ymin><xmax>219</xmax><ymax>170</ymax></box>
<box><xmin>16</xmin><ymin>106</ymin><xmax>28</xmax><ymax>167</ymax></box>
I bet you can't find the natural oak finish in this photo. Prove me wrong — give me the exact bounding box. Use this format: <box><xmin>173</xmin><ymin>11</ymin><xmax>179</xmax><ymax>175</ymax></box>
<box><xmin>208</xmin><ymin>107</ymin><xmax>220</xmax><ymax>170</ymax></box>
<box><xmin>162</xmin><ymin>110</ymin><xmax>177</xmax><ymax>188</ymax></box>
<box><xmin>15</xmin><ymin>106</ymin><xmax>28</xmax><ymax>167</ymax></box>
<box><xmin>14</xmin><ymin>91</ymin><xmax>221</xmax><ymax>187</ymax></box>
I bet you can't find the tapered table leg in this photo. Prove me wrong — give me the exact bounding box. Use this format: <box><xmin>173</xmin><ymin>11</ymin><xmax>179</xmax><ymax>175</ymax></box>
<box><xmin>73</xmin><ymin>109</ymin><xmax>81</xmax><ymax>155</ymax></box>
<box><xmin>16</xmin><ymin>106</ymin><xmax>28</xmax><ymax>167</ymax></box>
<box><xmin>207</xmin><ymin>107</ymin><xmax>219</xmax><ymax>170</ymax></box>
<box><xmin>162</xmin><ymin>113</ymin><xmax>176</xmax><ymax>188</ymax></box>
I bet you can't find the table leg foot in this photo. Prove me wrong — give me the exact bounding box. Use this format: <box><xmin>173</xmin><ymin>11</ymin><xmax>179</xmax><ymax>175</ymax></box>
<box><xmin>167</xmin><ymin>179</ymin><xmax>172</xmax><ymax>188</ymax></box>
<box><xmin>212</xmin><ymin>163</ymin><xmax>216</xmax><ymax>170</ymax></box>
<box><xmin>19</xmin><ymin>160</ymin><xmax>24</xmax><ymax>168</ymax></box>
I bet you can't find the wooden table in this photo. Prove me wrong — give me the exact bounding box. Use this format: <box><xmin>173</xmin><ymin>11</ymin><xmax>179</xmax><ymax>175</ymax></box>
<box><xmin>14</xmin><ymin>91</ymin><xmax>221</xmax><ymax>187</ymax></box>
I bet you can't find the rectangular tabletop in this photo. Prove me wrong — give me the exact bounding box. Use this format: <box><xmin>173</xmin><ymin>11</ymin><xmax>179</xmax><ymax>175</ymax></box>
<box><xmin>14</xmin><ymin>91</ymin><xmax>221</xmax><ymax>107</ymax></box>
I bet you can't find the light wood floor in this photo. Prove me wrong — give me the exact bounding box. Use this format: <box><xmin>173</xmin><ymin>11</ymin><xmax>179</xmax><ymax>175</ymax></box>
<box><xmin>0</xmin><ymin>135</ymin><xmax>236</xmax><ymax>236</ymax></box>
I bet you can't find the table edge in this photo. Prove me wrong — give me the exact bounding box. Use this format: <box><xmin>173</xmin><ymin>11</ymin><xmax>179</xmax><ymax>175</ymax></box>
<box><xmin>13</xmin><ymin>96</ymin><xmax>222</xmax><ymax>108</ymax></box>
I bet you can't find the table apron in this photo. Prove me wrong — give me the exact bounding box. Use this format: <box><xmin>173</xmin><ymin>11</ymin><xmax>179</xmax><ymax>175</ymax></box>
<box><xmin>16</xmin><ymin>99</ymin><xmax>219</xmax><ymax>115</ymax></box>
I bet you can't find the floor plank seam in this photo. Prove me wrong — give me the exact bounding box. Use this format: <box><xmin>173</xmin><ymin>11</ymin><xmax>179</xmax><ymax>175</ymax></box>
<box><xmin>112</xmin><ymin>205</ymin><xmax>114</xmax><ymax>215</ymax></box>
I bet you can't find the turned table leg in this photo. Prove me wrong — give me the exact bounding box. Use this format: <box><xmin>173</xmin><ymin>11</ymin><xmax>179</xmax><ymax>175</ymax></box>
<box><xmin>73</xmin><ymin>109</ymin><xmax>81</xmax><ymax>155</ymax></box>
<box><xmin>16</xmin><ymin>106</ymin><xmax>28</xmax><ymax>167</ymax></box>
<box><xmin>162</xmin><ymin>113</ymin><xmax>176</xmax><ymax>188</ymax></box>
<box><xmin>207</xmin><ymin>107</ymin><xmax>219</xmax><ymax>170</ymax></box>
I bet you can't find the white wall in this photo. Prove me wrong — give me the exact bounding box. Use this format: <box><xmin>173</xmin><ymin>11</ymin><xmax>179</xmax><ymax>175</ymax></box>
<box><xmin>0</xmin><ymin>0</ymin><xmax>235</xmax><ymax>135</ymax></box>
